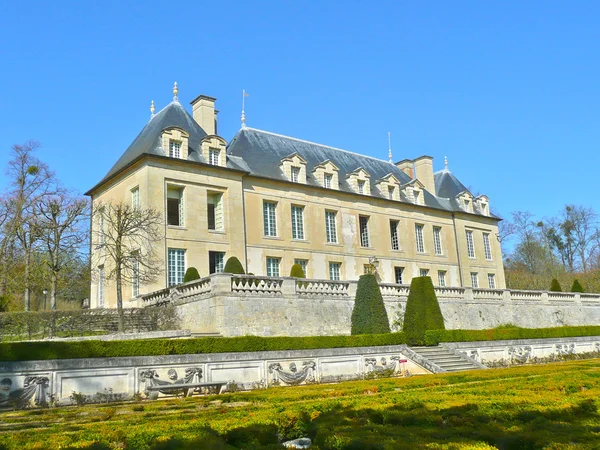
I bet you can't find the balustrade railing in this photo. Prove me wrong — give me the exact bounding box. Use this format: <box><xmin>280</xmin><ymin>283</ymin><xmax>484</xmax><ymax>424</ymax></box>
<box><xmin>296</xmin><ymin>279</ymin><xmax>350</xmax><ymax>296</ymax></box>
<box><xmin>178</xmin><ymin>277</ymin><xmax>212</xmax><ymax>300</ymax></box>
<box><xmin>379</xmin><ymin>283</ymin><xmax>410</xmax><ymax>297</ymax></box>
<box><xmin>435</xmin><ymin>287</ymin><xmax>465</xmax><ymax>299</ymax></box>
<box><xmin>231</xmin><ymin>275</ymin><xmax>283</xmax><ymax>295</ymax></box>
<box><xmin>472</xmin><ymin>288</ymin><xmax>505</xmax><ymax>301</ymax></box>
<box><xmin>510</xmin><ymin>290</ymin><xmax>544</xmax><ymax>302</ymax></box>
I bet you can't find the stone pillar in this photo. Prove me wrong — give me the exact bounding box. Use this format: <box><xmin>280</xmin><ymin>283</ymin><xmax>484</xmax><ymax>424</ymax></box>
<box><xmin>464</xmin><ymin>287</ymin><xmax>473</xmax><ymax>300</ymax></box>
<box><xmin>503</xmin><ymin>289</ymin><xmax>511</xmax><ymax>302</ymax></box>
<box><xmin>281</xmin><ymin>278</ymin><xmax>296</xmax><ymax>297</ymax></box>
<box><xmin>210</xmin><ymin>273</ymin><xmax>233</xmax><ymax>295</ymax></box>
<box><xmin>348</xmin><ymin>281</ymin><xmax>358</xmax><ymax>298</ymax></box>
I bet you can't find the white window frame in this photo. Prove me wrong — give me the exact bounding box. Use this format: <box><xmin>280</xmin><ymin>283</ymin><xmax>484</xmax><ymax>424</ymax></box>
<box><xmin>291</xmin><ymin>205</ymin><xmax>305</xmax><ymax>240</ymax></box>
<box><xmin>266</xmin><ymin>257</ymin><xmax>280</xmax><ymax>277</ymax></box>
<box><xmin>390</xmin><ymin>220</ymin><xmax>399</xmax><ymax>251</ymax></box>
<box><xmin>466</xmin><ymin>230</ymin><xmax>475</xmax><ymax>258</ymax></box>
<box><xmin>263</xmin><ymin>201</ymin><xmax>277</xmax><ymax>237</ymax></box>
<box><xmin>167</xmin><ymin>186</ymin><xmax>184</xmax><ymax>227</ymax></box>
<box><xmin>488</xmin><ymin>273</ymin><xmax>496</xmax><ymax>289</ymax></box>
<box><xmin>394</xmin><ymin>267</ymin><xmax>404</xmax><ymax>284</ymax></box>
<box><xmin>209</xmin><ymin>148</ymin><xmax>220</xmax><ymax>166</ymax></box>
<box><xmin>207</xmin><ymin>192</ymin><xmax>224</xmax><ymax>231</ymax></box>
<box><xmin>420</xmin><ymin>268</ymin><xmax>429</xmax><ymax>277</ymax></box>
<box><xmin>438</xmin><ymin>270</ymin><xmax>446</xmax><ymax>287</ymax></box>
<box><xmin>415</xmin><ymin>224</ymin><xmax>425</xmax><ymax>253</ymax></box>
<box><xmin>131</xmin><ymin>187</ymin><xmax>140</xmax><ymax>210</ymax></box>
<box><xmin>169</xmin><ymin>140</ymin><xmax>181</xmax><ymax>158</ymax></box>
<box><xmin>329</xmin><ymin>262</ymin><xmax>341</xmax><ymax>281</ymax></box>
<box><xmin>471</xmin><ymin>272</ymin><xmax>479</xmax><ymax>288</ymax></box>
<box><xmin>359</xmin><ymin>215</ymin><xmax>370</xmax><ymax>248</ymax></box>
<box><xmin>483</xmin><ymin>233</ymin><xmax>493</xmax><ymax>261</ymax></box>
<box><xmin>357</xmin><ymin>180</ymin><xmax>365</xmax><ymax>194</ymax></box>
<box><xmin>325</xmin><ymin>211</ymin><xmax>337</xmax><ymax>244</ymax></box>
<box><xmin>291</xmin><ymin>166</ymin><xmax>300</xmax><ymax>183</ymax></box>
<box><xmin>324</xmin><ymin>173</ymin><xmax>332</xmax><ymax>189</ymax></box>
<box><xmin>209</xmin><ymin>251</ymin><xmax>225</xmax><ymax>274</ymax></box>
<box><xmin>433</xmin><ymin>227</ymin><xmax>443</xmax><ymax>256</ymax></box>
<box><xmin>168</xmin><ymin>248</ymin><xmax>186</xmax><ymax>287</ymax></box>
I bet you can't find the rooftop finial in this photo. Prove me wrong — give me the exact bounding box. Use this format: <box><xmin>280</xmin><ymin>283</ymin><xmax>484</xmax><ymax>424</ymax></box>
<box><xmin>444</xmin><ymin>156</ymin><xmax>448</xmax><ymax>170</ymax></box>
<box><xmin>241</xmin><ymin>89</ymin><xmax>249</xmax><ymax>128</ymax></box>
<box><xmin>173</xmin><ymin>82</ymin><xmax>179</xmax><ymax>102</ymax></box>
<box><xmin>388</xmin><ymin>132</ymin><xmax>393</xmax><ymax>163</ymax></box>
<box><xmin>150</xmin><ymin>100</ymin><xmax>155</xmax><ymax>118</ymax></box>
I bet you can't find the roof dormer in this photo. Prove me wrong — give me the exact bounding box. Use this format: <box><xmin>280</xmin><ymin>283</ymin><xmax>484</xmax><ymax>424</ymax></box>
<box><xmin>401</xmin><ymin>179</ymin><xmax>425</xmax><ymax>205</ymax></box>
<box><xmin>346</xmin><ymin>167</ymin><xmax>371</xmax><ymax>195</ymax></box>
<box><xmin>456</xmin><ymin>191</ymin><xmax>475</xmax><ymax>213</ymax></box>
<box><xmin>313</xmin><ymin>160</ymin><xmax>339</xmax><ymax>190</ymax></box>
<box><xmin>475</xmin><ymin>195</ymin><xmax>490</xmax><ymax>216</ymax></box>
<box><xmin>161</xmin><ymin>127</ymin><xmax>189</xmax><ymax>160</ymax></box>
<box><xmin>200</xmin><ymin>135</ymin><xmax>227</xmax><ymax>167</ymax></box>
<box><xmin>376</xmin><ymin>173</ymin><xmax>401</xmax><ymax>201</ymax></box>
<box><xmin>280</xmin><ymin>152</ymin><xmax>307</xmax><ymax>184</ymax></box>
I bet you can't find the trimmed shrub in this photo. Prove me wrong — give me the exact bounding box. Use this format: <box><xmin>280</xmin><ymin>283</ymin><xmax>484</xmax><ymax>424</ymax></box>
<box><xmin>183</xmin><ymin>267</ymin><xmax>200</xmax><ymax>283</ymax></box>
<box><xmin>571</xmin><ymin>279</ymin><xmax>584</xmax><ymax>293</ymax></box>
<box><xmin>223</xmin><ymin>257</ymin><xmax>245</xmax><ymax>275</ymax></box>
<box><xmin>351</xmin><ymin>274</ymin><xmax>391</xmax><ymax>335</ymax></box>
<box><xmin>550</xmin><ymin>278</ymin><xmax>562</xmax><ymax>292</ymax></box>
<box><xmin>403</xmin><ymin>276</ymin><xmax>445</xmax><ymax>346</ymax></box>
<box><xmin>290</xmin><ymin>264</ymin><xmax>306</xmax><ymax>278</ymax></box>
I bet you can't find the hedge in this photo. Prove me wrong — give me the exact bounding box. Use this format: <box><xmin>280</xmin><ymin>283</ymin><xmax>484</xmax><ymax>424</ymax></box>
<box><xmin>351</xmin><ymin>274</ymin><xmax>390</xmax><ymax>335</ymax></box>
<box><xmin>0</xmin><ymin>332</ymin><xmax>407</xmax><ymax>362</ymax></box>
<box><xmin>403</xmin><ymin>276</ymin><xmax>445</xmax><ymax>345</ymax></box>
<box><xmin>425</xmin><ymin>325</ymin><xmax>600</xmax><ymax>346</ymax></box>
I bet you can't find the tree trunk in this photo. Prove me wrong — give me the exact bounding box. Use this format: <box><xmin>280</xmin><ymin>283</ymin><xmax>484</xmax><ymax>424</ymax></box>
<box><xmin>116</xmin><ymin>261</ymin><xmax>124</xmax><ymax>333</ymax></box>
<box><xmin>24</xmin><ymin>249</ymin><xmax>31</xmax><ymax>311</ymax></box>
<box><xmin>50</xmin><ymin>272</ymin><xmax>58</xmax><ymax>310</ymax></box>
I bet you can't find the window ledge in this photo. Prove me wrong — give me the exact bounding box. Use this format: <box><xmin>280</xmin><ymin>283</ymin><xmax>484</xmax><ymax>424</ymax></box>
<box><xmin>359</xmin><ymin>246</ymin><xmax>376</xmax><ymax>250</ymax></box>
<box><xmin>326</xmin><ymin>242</ymin><xmax>342</xmax><ymax>247</ymax></box>
<box><xmin>264</xmin><ymin>236</ymin><xmax>283</xmax><ymax>241</ymax></box>
<box><xmin>292</xmin><ymin>239</ymin><xmax>311</xmax><ymax>244</ymax></box>
<box><xmin>390</xmin><ymin>249</ymin><xmax>404</xmax><ymax>253</ymax></box>
<box><xmin>208</xmin><ymin>230</ymin><xmax>226</xmax><ymax>235</ymax></box>
<box><xmin>167</xmin><ymin>225</ymin><xmax>188</xmax><ymax>230</ymax></box>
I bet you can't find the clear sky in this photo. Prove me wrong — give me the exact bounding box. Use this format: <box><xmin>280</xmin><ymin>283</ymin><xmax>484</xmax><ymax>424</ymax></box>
<box><xmin>1</xmin><ymin>1</ymin><xmax>599</xmax><ymax>227</ymax></box>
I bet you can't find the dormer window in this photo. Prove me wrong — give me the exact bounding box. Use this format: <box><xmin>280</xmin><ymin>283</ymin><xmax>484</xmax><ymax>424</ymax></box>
<box><xmin>347</xmin><ymin>168</ymin><xmax>370</xmax><ymax>195</ymax></box>
<box><xmin>209</xmin><ymin>149</ymin><xmax>220</xmax><ymax>166</ymax></box>
<box><xmin>169</xmin><ymin>140</ymin><xmax>181</xmax><ymax>158</ymax></box>
<box><xmin>313</xmin><ymin>160</ymin><xmax>339</xmax><ymax>190</ymax></box>
<box><xmin>413</xmin><ymin>189</ymin><xmax>420</xmax><ymax>204</ymax></box>
<box><xmin>201</xmin><ymin>136</ymin><xmax>227</xmax><ymax>167</ymax></box>
<box><xmin>464</xmin><ymin>199</ymin><xmax>470</xmax><ymax>211</ymax></box>
<box><xmin>324</xmin><ymin>173</ymin><xmax>333</xmax><ymax>189</ymax></box>
<box><xmin>358</xmin><ymin>180</ymin><xmax>365</xmax><ymax>194</ymax></box>
<box><xmin>291</xmin><ymin>166</ymin><xmax>300</xmax><ymax>183</ymax></box>
<box><xmin>280</xmin><ymin>152</ymin><xmax>307</xmax><ymax>184</ymax></box>
<box><xmin>388</xmin><ymin>186</ymin><xmax>395</xmax><ymax>200</ymax></box>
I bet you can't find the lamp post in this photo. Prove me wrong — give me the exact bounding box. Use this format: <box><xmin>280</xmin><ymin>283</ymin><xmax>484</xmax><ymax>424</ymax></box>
<box><xmin>43</xmin><ymin>289</ymin><xmax>48</xmax><ymax>311</ymax></box>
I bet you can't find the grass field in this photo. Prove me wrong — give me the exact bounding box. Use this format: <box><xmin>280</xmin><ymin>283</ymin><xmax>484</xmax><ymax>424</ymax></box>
<box><xmin>1</xmin><ymin>360</ymin><xmax>600</xmax><ymax>449</ymax></box>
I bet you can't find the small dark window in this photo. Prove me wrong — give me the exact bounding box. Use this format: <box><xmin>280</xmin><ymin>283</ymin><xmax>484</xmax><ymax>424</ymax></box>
<box><xmin>167</xmin><ymin>198</ymin><xmax>180</xmax><ymax>226</ymax></box>
<box><xmin>209</xmin><ymin>251</ymin><xmax>225</xmax><ymax>274</ymax></box>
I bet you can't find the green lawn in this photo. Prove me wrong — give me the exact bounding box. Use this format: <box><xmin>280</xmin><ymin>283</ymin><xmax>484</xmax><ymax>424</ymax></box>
<box><xmin>1</xmin><ymin>360</ymin><xmax>600</xmax><ymax>449</ymax></box>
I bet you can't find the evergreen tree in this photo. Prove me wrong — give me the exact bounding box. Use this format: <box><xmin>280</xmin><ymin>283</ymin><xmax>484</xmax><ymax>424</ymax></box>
<box><xmin>223</xmin><ymin>256</ymin><xmax>245</xmax><ymax>274</ymax></box>
<box><xmin>549</xmin><ymin>278</ymin><xmax>562</xmax><ymax>292</ymax></box>
<box><xmin>403</xmin><ymin>276</ymin><xmax>445</xmax><ymax>345</ymax></box>
<box><xmin>183</xmin><ymin>267</ymin><xmax>200</xmax><ymax>283</ymax></box>
<box><xmin>571</xmin><ymin>279</ymin><xmax>584</xmax><ymax>293</ymax></box>
<box><xmin>351</xmin><ymin>273</ymin><xmax>390</xmax><ymax>335</ymax></box>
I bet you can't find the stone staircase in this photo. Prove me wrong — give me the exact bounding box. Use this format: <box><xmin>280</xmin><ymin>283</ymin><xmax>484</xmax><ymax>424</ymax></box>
<box><xmin>407</xmin><ymin>346</ymin><xmax>486</xmax><ymax>373</ymax></box>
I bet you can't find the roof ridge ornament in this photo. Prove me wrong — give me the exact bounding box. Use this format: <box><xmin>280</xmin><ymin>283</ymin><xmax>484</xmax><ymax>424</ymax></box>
<box><xmin>173</xmin><ymin>82</ymin><xmax>179</xmax><ymax>103</ymax></box>
<box><xmin>241</xmin><ymin>89</ymin><xmax>249</xmax><ymax>128</ymax></box>
<box><xmin>444</xmin><ymin>156</ymin><xmax>448</xmax><ymax>171</ymax></box>
<box><xmin>388</xmin><ymin>132</ymin><xmax>393</xmax><ymax>163</ymax></box>
<box><xmin>150</xmin><ymin>100</ymin><xmax>155</xmax><ymax>118</ymax></box>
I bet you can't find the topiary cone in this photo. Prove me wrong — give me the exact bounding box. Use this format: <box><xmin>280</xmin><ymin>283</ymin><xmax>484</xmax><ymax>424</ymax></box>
<box><xmin>183</xmin><ymin>267</ymin><xmax>200</xmax><ymax>283</ymax></box>
<box><xmin>549</xmin><ymin>278</ymin><xmax>562</xmax><ymax>292</ymax></box>
<box><xmin>571</xmin><ymin>279</ymin><xmax>584</xmax><ymax>293</ymax></box>
<box><xmin>290</xmin><ymin>264</ymin><xmax>306</xmax><ymax>278</ymax></box>
<box><xmin>223</xmin><ymin>257</ymin><xmax>245</xmax><ymax>275</ymax></box>
<box><xmin>351</xmin><ymin>273</ymin><xmax>390</xmax><ymax>335</ymax></box>
<box><xmin>403</xmin><ymin>276</ymin><xmax>445</xmax><ymax>346</ymax></box>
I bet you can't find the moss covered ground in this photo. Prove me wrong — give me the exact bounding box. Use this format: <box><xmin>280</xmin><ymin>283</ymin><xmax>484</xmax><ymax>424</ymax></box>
<box><xmin>1</xmin><ymin>360</ymin><xmax>600</xmax><ymax>449</ymax></box>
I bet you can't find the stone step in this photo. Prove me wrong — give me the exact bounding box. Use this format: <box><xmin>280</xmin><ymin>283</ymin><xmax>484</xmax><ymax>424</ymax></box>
<box><xmin>408</xmin><ymin>345</ymin><xmax>484</xmax><ymax>373</ymax></box>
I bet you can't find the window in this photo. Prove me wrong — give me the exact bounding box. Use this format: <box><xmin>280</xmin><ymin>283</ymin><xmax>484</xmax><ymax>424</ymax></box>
<box><xmin>394</xmin><ymin>267</ymin><xmax>404</xmax><ymax>284</ymax></box>
<box><xmin>471</xmin><ymin>272</ymin><xmax>479</xmax><ymax>288</ymax></box>
<box><xmin>433</xmin><ymin>227</ymin><xmax>443</xmax><ymax>255</ymax></box>
<box><xmin>325</xmin><ymin>211</ymin><xmax>337</xmax><ymax>243</ymax></box>
<box><xmin>329</xmin><ymin>262</ymin><xmax>341</xmax><ymax>281</ymax></box>
<box><xmin>359</xmin><ymin>215</ymin><xmax>370</xmax><ymax>247</ymax></box>
<box><xmin>358</xmin><ymin>180</ymin><xmax>365</xmax><ymax>194</ymax></box>
<box><xmin>131</xmin><ymin>187</ymin><xmax>140</xmax><ymax>210</ymax></box>
<box><xmin>438</xmin><ymin>270</ymin><xmax>446</xmax><ymax>287</ymax></box>
<box><xmin>263</xmin><ymin>201</ymin><xmax>277</xmax><ymax>237</ymax></box>
<box><xmin>209</xmin><ymin>251</ymin><xmax>225</xmax><ymax>274</ymax></box>
<box><xmin>294</xmin><ymin>259</ymin><xmax>308</xmax><ymax>277</ymax></box>
<box><xmin>266</xmin><ymin>257</ymin><xmax>280</xmax><ymax>277</ymax></box>
<box><xmin>291</xmin><ymin>166</ymin><xmax>300</xmax><ymax>183</ymax></box>
<box><xmin>415</xmin><ymin>224</ymin><xmax>425</xmax><ymax>253</ymax></box>
<box><xmin>420</xmin><ymin>268</ymin><xmax>429</xmax><ymax>277</ymax></box>
<box><xmin>324</xmin><ymin>173</ymin><xmax>332</xmax><ymax>189</ymax></box>
<box><xmin>167</xmin><ymin>186</ymin><xmax>184</xmax><ymax>226</ymax></box>
<box><xmin>207</xmin><ymin>193</ymin><xmax>224</xmax><ymax>231</ymax></box>
<box><xmin>97</xmin><ymin>265</ymin><xmax>104</xmax><ymax>307</ymax></box>
<box><xmin>463</xmin><ymin>199</ymin><xmax>471</xmax><ymax>211</ymax></box>
<box><xmin>209</xmin><ymin>149</ymin><xmax>220</xmax><ymax>166</ymax></box>
<box><xmin>413</xmin><ymin>190</ymin><xmax>420</xmax><ymax>204</ymax></box>
<box><xmin>168</xmin><ymin>249</ymin><xmax>185</xmax><ymax>287</ymax></box>
<box><xmin>488</xmin><ymin>273</ymin><xmax>496</xmax><ymax>289</ymax></box>
<box><xmin>131</xmin><ymin>251</ymin><xmax>140</xmax><ymax>297</ymax></box>
<box><xmin>169</xmin><ymin>140</ymin><xmax>181</xmax><ymax>158</ymax></box>
<box><xmin>390</xmin><ymin>220</ymin><xmax>399</xmax><ymax>250</ymax></box>
<box><xmin>483</xmin><ymin>233</ymin><xmax>493</xmax><ymax>261</ymax></box>
<box><xmin>466</xmin><ymin>230</ymin><xmax>475</xmax><ymax>258</ymax></box>
<box><xmin>388</xmin><ymin>186</ymin><xmax>395</xmax><ymax>199</ymax></box>
<box><xmin>291</xmin><ymin>206</ymin><xmax>305</xmax><ymax>240</ymax></box>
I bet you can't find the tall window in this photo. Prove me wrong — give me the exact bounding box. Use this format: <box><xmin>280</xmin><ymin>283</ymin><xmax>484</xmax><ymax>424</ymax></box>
<box><xmin>263</xmin><ymin>201</ymin><xmax>277</xmax><ymax>237</ymax></box>
<box><xmin>438</xmin><ymin>270</ymin><xmax>446</xmax><ymax>287</ymax></box>
<box><xmin>359</xmin><ymin>216</ymin><xmax>370</xmax><ymax>247</ymax></box>
<box><xmin>169</xmin><ymin>140</ymin><xmax>181</xmax><ymax>158</ymax></box>
<box><xmin>358</xmin><ymin>180</ymin><xmax>365</xmax><ymax>194</ymax></box>
<box><xmin>433</xmin><ymin>227</ymin><xmax>443</xmax><ymax>255</ymax></box>
<box><xmin>388</xmin><ymin>186</ymin><xmax>395</xmax><ymax>199</ymax></box>
<box><xmin>390</xmin><ymin>220</ymin><xmax>399</xmax><ymax>250</ymax></box>
<box><xmin>329</xmin><ymin>262</ymin><xmax>341</xmax><ymax>281</ymax></box>
<box><xmin>466</xmin><ymin>230</ymin><xmax>475</xmax><ymax>258</ymax></box>
<box><xmin>291</xmin><ymin>206</ymin><xmax>305</xmax><ymax>240</ymax></box>
<box><xmin>483</xmin><ymin>233</ymin><xmax>493</xmax><ymax>261</ymax></box>
<box><xmin>324</xmin><ymin>173</ymin><xmax>332</xmax><ymax>189</ymax></box>
<box><xmin>394</xmin><ymin>267</ymin><xmax>404</xmax><ymax>284</ymax></box>
<box><xmin>291</xmin><ymin>166</ymin><xmax>300</xmax><ymax>183</ymax></box>
<box><xmin>209</xmin><ymin>149</ymin><xmax>220</xmax><ymax>166</ymax></box>
<box><xmin>266</xmin><ymin>257</ymin><xmax>280</xmax><ymax>277</ymax></box>
<box><xmin>131</xmin><ymin>251</ymin><xmax>140</xmax><ymax>297</ymax></box>
<box><xmin>294</xmin><ymin>259</ymin><xmax>308</xmax><ymax>277</ymax></box>
<box><xmin>97</xmin><ymin>265</ymin><xmax>105</xmax><ymax>307</ymax></box>
<box><xmin>470</xmin><ymin>272</ymin><xmax>479</xmax><ymax>288</ymax></box>
<box><xmin>167</xmin><ymin>186</ymin><xmax>184</xmax><ymax>226</ymax></box>
<box><xmin>325</xmin><ymin>211</ymin><xmax>337</xmax><ymax>243</ymax></box>
<box><xmin>413</xmin><ymin>190</ymin><xmax>420</xmax><ymax>204</ymax></box>
<box><xmin>209</xmin><ymin>251</ymin><xmax>225</xmax><ymax>274</ymax></box>
<box><xmin>207</xmin><ymin>192</ymin><xmax>224</xmax><ymax>231</ymax></box>
<box><xmin>420</xmin><ymin>268</ymin><xmax>429</xmax><ymax>277</ymax></box>
<box><xmin>415</xmin><ymin>224</ymin><xmax>425</xmax><ymax>253</ymax></box>
<box><xmin>488</xmin><ymin>273</ymin><xmax>496</xmax><ymax>289</ymax></box>
<box><xmin>168</xmin><ymin>249</ymin><xmax>185</xmax><ymax>287</ymax></box>
<box><xmin>131</xmin><ymin>187</ymin><xmax>140</xmax><ymax>210</ymax></box>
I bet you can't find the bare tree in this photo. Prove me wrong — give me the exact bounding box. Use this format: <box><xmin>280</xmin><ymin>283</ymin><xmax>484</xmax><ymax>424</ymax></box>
<box><xmin>37</xmin><ymin>192</ymin><xmax>89</xmax><ymax>310</ymax></box>
<box><xmin>92</xmin><ymin>201</ymin><xmax>162</xmax><ymax>332</ymax></box>
<box><xmin>563</xmin><ymin>205</ymin><xmax>599</xmax><ymax>272</ymax></box>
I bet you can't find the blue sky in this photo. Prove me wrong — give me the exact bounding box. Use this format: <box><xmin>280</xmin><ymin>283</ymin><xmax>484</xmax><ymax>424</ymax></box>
<box><xmin>1</xmin><ymin>1</ymin><xmax>599</xmax><ymax>232</ymax></box>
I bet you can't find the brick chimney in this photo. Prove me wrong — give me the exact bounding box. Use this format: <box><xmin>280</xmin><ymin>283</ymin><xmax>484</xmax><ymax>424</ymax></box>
<box><xmin>395</xmin><ymin>159</ymin><xmax>414</xmax><ymax>178</ymax></box>
<box><xmin>413</xmin><ymin>156</ymin><xmax>435</xmax><ymax>195</ymax></box>
<box><xmin>190</xmin><ymin>95</ymin><xmax>217</xmax><ymax>135</ymax></box>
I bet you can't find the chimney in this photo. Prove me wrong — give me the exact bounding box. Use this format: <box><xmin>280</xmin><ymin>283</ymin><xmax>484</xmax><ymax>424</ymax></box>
<box><xmin>190</xmin><ymin>94</ymin><xmax>217</xmax><ymax>135</ymax></box>
<box><xmin>413</xmin><ymin>156</ymin><xmax>435</xmax><ymax>195</ymax></box>
<box><xmin>395</xmin><ymin>159</ymin><xmax>414</xmax><ymax>178</ymax></box>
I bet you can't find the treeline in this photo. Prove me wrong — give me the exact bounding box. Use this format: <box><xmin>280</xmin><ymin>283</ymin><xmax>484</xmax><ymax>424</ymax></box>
<box><xmin>0</xmin><ymin>142</ymin><xmax>89</xmax><ymax>311</ymax></box>
<box><xmin>503</xmin><ymin>207</ymin><xmax>600</xmax><ymax>292</ymax></box>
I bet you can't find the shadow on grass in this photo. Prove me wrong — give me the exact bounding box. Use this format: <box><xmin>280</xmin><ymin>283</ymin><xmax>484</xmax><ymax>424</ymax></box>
<box><xmin>74</xmin><ymin>398</ymin><xmax>599</xmax><ymax>450</ymax></box>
